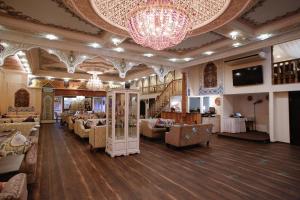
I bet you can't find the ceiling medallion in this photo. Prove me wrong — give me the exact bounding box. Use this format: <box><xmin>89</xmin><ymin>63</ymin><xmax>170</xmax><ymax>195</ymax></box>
<box><xmin>89</xmin><ymin>0</ymin><xmax>231</xmax><ymax>50</ymax></box>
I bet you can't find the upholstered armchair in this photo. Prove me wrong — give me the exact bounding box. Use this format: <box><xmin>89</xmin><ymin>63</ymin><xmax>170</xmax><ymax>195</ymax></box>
<box><xmin>0</xmin><ymin>173</ymin><xmax>28</xmax><ymax>200</ymax></box>
<box><xmin>141</xmin><ymin>119</ymin><xmax>167</xmax><ymax>139</ymax></box>
<box><xmin>67</xmin><ymin>116</ymin><xmax>74</xmax><ymax>131</ymax></box>
<box><xmin>89</xmin><ymin>125</ymin><xmax>106</xmax><ymax>149</ymax></box>
<box><xmin>75</xmin><ymin>120</ymin><xmax>90</xmax><ymax>138</ymax></box>
<box><xmin>165</xmin><ymin>124</ymin><xmax>213</xmax><ymax>147</ymax></box>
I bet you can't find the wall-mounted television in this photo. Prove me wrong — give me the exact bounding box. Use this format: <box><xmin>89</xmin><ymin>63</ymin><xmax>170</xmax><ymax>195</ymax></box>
<box><xmin>232</xmin><ymin>65</ymin><xmax>263</xmax><ymax>86</ymax></box>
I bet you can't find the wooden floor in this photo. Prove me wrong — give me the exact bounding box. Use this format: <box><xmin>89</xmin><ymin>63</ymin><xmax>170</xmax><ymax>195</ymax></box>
<box><xmin>218</xmin><ymin>131</ymin><xmax>270</xmax><ymax>142</ymax></box>
<box><xmin>29</xmin><ymin>124</ymin><xmax>300</xmax><ymax>200</ymax></box>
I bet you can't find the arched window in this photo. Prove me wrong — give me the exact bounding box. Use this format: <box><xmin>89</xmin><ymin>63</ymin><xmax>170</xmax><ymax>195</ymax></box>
<box><xmin>15</xmin><ymin>89</ymin><xmax>30</xmax><ymax>107</ymax></box>
<box><xmin>204</xmin><ymin>62</ymin><xmax>217</xmax><ymax>88</ymax></box>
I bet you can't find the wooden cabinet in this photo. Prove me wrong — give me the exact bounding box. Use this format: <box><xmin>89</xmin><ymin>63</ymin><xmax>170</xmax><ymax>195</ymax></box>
<box><xmin>106</xmin><ymin>89</ymin><xmax>140</xmax><ymax>157</ymax></box>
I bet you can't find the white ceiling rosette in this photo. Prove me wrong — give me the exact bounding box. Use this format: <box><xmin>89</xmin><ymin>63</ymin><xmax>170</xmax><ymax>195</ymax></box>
<box><xmin>108</xmin><ymin>58</ymin><xmax>139</xmax><ymax>78</ymax></box>
<box><xmin>150</xmin><ymin>65</ymin><xmax>173</xmax><ymax>82</ymax></box>
<box><xmin>46</xmin><ymin>49</ymin><xmax>95</xmax><ymax>73</ymax></box>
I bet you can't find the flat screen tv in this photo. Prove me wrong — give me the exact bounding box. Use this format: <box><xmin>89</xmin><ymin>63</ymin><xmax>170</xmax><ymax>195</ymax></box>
<box><xmin>232</xmin><ymin>65</ymin><xmax>263</xmax><ymax>86</ymax></box>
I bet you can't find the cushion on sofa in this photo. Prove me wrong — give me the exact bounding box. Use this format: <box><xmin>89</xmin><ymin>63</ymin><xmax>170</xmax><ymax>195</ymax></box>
<box><xmin>23</xmin><ymin>116</ymin><xmax>35</xmax><ymax>122</ymax></box>
<box><xmin>0</xmin><ymin>132</ymin><xmax>32</xmax><ymax>157</ymax></box>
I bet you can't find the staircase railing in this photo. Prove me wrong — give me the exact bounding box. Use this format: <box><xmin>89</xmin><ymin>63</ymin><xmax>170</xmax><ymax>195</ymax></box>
<box><xmin>149</xmin><ymin>79</ymin><xmax>182</xmax><ymax>118</ymax></box>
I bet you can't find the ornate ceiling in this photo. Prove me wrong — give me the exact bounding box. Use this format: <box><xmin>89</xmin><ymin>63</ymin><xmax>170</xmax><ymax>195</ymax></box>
<box><xmin>0</xmin><ymin>0</ymin><xmax>300</xmax><ymax>81</ymax></box>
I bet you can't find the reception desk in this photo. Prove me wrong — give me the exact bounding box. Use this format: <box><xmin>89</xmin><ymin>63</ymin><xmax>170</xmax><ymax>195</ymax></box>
<box><xmin>161</xmin><ymin>112</ymin><xmax>201</xmax><ymax>124</ymax></box>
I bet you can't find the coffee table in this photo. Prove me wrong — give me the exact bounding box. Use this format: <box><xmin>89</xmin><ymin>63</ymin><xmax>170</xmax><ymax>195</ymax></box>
<box><xmin>0</xmin><ymin>154</ymin><xmax>25</xmax><ymax>181</ymax></box>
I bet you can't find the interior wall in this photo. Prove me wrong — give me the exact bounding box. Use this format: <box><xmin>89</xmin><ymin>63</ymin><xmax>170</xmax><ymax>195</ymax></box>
<box><xmin>273</xmin><ymin>92</ymin><xmax>290</xmax><ymax>143</ymax></box>
<box><xmin>223</xmin><ymin>47</ymin><xmax>300</xmax><ymax>94</ymax></box>
<box><xmin>0</xmin><ymin>70</ymin><xmax>42</xmax><ymax>114</ymax></box>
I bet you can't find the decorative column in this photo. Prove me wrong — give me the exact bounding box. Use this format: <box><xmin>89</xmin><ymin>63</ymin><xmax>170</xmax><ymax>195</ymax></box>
<box><xmin>182</xmin><ymin>72</ymin><xmax>187</xmax><ymax>115</ymax></box>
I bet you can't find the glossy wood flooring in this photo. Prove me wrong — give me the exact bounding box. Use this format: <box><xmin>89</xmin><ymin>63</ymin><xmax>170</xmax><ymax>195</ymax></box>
<box><xmin>29</xmin><ymin>124</ymin><xmax>300</xmax><ymax>200</ymax></box>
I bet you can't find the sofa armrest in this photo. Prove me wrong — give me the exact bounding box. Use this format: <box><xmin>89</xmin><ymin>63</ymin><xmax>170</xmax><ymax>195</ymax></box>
<box><xmin>0</xmin><ymin>173</ymin><xmax>28</xmax><ymax>200</ymax></box>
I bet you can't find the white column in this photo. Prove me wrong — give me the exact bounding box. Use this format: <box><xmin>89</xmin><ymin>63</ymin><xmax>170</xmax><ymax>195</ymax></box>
<box><xmin>268</xmin><ymin>92</ymin><xmax>275</xmax><ymax>142</ymax></box>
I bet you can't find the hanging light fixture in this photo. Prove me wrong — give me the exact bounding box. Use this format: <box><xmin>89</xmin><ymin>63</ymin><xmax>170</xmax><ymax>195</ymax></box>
<box><xmin>86</xmin><ymin>73</ymin><xmax>102</xmax><ymax>91</ymax></box>
<box><xmin>127</xmin><ymin>0</ymin><xmax>191</xmax><ymax>50</ymax></box>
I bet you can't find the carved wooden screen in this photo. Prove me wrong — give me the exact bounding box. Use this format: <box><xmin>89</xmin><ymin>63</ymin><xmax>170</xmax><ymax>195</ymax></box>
<box><xmin>204</xmin><ymin>62</ymin><xmax>217</xmax><ymax>88</ymax></box>
<box><xmin>15</xmin><ymin>89</ymin><xmax>30</xmax><ymax>107</ymax></box>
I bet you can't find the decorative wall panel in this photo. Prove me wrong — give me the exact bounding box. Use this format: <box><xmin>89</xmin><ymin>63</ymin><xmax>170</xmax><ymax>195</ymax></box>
<box><xmin>14</xmin><ymin>89</ymin><xmax>30</xmax><ymax>107</ymax></box>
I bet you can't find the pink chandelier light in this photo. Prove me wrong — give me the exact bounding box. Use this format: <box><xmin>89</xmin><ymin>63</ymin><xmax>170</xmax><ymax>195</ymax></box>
<box><xmin>127</xmin><ymin>0</ymin><xmax>191</xmax><ymax>50</ymax></box>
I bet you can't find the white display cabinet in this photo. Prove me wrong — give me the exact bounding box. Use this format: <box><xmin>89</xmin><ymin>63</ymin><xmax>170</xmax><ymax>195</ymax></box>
<box><xmin>106</xmin><ymin>89</ymin><xmax>140</xmax><ymax>157</ymax></box>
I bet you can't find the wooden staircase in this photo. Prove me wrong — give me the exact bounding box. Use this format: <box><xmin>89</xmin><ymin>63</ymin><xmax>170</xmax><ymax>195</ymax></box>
<box><xmin>149</xmin><ymin>79</ymin><xmax>182</xmax><ymax>118</ymax></box>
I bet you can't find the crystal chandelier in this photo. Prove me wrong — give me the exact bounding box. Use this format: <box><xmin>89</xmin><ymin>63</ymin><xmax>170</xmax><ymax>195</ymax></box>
<box><xmin>127</xmin><ymin>0</ymin><xmax>191</xmax><ymax>50</ymax></box>
<box><xmin>86</xmin><ymin>74</ymin><xmax>102</xmax><ymax>91</ymax></box>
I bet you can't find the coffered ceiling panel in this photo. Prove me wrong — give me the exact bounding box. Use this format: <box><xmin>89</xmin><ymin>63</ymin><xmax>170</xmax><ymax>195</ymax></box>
<box><xmin>168</xmin><ymin>33</ymin><xmax>224</xmax><ymax>51</ymax></box>
<box><xmin>1</xmin><ymin>0</ymin><xmax>101</xmax><ymax>34</ymax></box>
<box><xmin>242</xmin><ymin>0</ymin><xmax>300</xmax><ymax>26</ymax></box>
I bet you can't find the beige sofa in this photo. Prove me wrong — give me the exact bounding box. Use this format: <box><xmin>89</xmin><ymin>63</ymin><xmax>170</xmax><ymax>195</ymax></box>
<box><xmin>0</xmin><ymin>173</ymin><xmax>28</xmax><ymax>200</ymax></box>
<box><xmin>165</xmin><ymin>124</ymin><xmax>213</xmax><ymax>147</ymax></box>
<box><xmin>67</xmin><ymin>116</ymin><xmax>74</xmax><ymax>131</ymax></box>
<box><xmin>140</xmin><ymin>119</ymin><xmax>167</xmax><ymax>139</ymax></box>
<box><xmin>0</xmin><ymin>117</ymin><xmax>40</xmax><ymax>124</ymax></box>
<box><xmin>75</xmin><ymin>119</ymin><xmax>105</xmax><ymax>138</ymax></box>
<box><xmin>89</xmin><ymin>125</ymin><xmax>106</xmax><ymax>149</ymax></box>
<box><xmin>0</xmin><ymin>122</ymin><xmax>39</xmax><ymax>137</ymax></box>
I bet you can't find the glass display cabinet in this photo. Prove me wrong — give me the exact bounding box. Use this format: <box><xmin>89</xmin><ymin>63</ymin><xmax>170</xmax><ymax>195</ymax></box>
<box><xmin>106</xmin><ymin>89</ymin><xmax>140</xmax><ymax>157</ymax></box>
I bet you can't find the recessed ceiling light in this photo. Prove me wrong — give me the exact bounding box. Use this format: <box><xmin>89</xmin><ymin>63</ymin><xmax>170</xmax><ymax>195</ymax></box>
<box><xmin>257</xmin><ymin>33</ymin><xmax>272</xmax><ymax>40</ymax></box>
<box><xmin>169</xmin><ymin>58</ymin><xmax>178</xmax><ymax>62</ymax></box>
<box><xmin>88</xmin><ymin>42</ymin><xmax>101</xmax><ymax>48</ymax></box>
<box><xmin>203</xmin><ymin>51</ymin><xmax>214</xmax><ymax>55</ymax></box>
<box><xmin>183</xmin><ymin>57</ymin><xmax>193</xmax><ymax>62</ymax></box>
<box><xmin>276</xmin><ymin>55</ymin><xmax>281</xmax><ymax>59</ymax></box>
<box><xmin>111</xmin><ymin>37</ymin><xmax>122</xmax><ymax>45</ymax></box>
<box><xmin>232</xmin><ymin>42</ymin><xmax>242</xmax><ymax>47</ymax></box>
<box><xmin>142</xmin><ymin>76</ymin><xmax>147</xmax><ymax>79</ymax></box>
<box><xmin>134</xmin><ymin>78</ymin><xmax>138</xmax><ymax>81</ymax></box>
<box><xmin>113</xmin><ymin>47</ymin><xmax>124</xmax><ymax>52</ymax></box>
<box><xmin>143</xmin><ymin>53</ymin><xmax>154</xmax><ymax>57</ymax></box>
<box><xmin>229</xmin><ymin>31</ymin><xmax>240</xmax><ymax>40</ymax></box>
<box><xmin>150</xmin><ymin>73</ymin><xmax>156</xmax><ymax>76</ymax></box>
<box><xmin>0</xmin><ymin>42</ymin><xmax>9</xmax><ymax>48</ymax></box>
<box><xmin>44</xmin><ymin>34</ymin><xmax>59</xmax><ymax>40</ymax></box>
<box><xmin>46</xmin><ymin>76</ymin><xmax>53</xmax><ymax>80</ymax></box>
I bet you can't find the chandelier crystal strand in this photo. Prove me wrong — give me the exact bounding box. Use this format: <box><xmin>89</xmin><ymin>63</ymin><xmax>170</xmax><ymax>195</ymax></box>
<box><xmin>86</xmin><ymin>74</ymin><xmax>102</xmax><ymax>91</ymax></box>
<box><xmin>127</xmin><ymin>0</ymin><xmax>191</xmax><ymax>50</ymax></box>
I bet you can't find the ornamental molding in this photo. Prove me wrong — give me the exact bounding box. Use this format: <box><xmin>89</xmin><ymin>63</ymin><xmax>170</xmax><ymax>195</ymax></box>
<box><xmin>0</xmin><ymin>0</ymin><xmax>101</xmax><ymax>35</ymax></box>
<box><xmin>108</xmin><ymin>58</ymin><xmax>138</xmax><ymax>79</ymax></box>
<box><xmin>0</xmin><ymin>41</ymin><xmax>35</xmax><ymax>66</ymax></box>
<box><xmin>150</xmin><ymin>65</ymin><xmax>173</xmax><ymax>82</ymax></box>
<box><xmin>64</xmin><ymin>0</ymin><xmax>252</xmax><ymax>37</ymax></box>
<box><xmin>46</xmin><ymin>49</ymin><xmax>95</xmax><ymax>73</ymax></box>
<box><xmin>199</xmin><ymin>85</ymin><xmax>224</xmax><ymax>95</ymax></box>
<box><xmin>0</xmin><ymin>40</ymin><xmax>95</xmax><ymax>73</ymax></box>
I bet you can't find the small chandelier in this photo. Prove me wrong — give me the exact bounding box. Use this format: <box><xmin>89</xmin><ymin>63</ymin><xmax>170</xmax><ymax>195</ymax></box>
<box><xmin>86</xmin><ymin>74</ymin><xmax>102</xmax><ymax>91</ymax></box>
<box><xmin>127</xmin><ymin>0</ymin><xmax>191</xmax><ymax>50</ymax></box>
